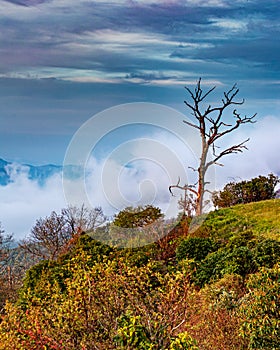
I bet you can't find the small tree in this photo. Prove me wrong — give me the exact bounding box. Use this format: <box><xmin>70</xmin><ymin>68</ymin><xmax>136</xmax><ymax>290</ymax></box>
<box><xmin>62</xmin><ymin>204</ymin><xmax>107</xmax><ymax>234</ymax></box>
<box><xmin>212</xmin><ymin>174</ymin><xmax>279</xmax><ymax>208</ymax></box>
<box><xmin>21</xmin><ymin>211</ymin><xmax>70</xmax><ymax>260</ymax></box>
<box><xmin>170</xmin><ymin>78</ymin><xmax>256</xmax><ymax>216</ymax></box>
<box><xmin>21</xmin><ymin>206</ymin><xmax>107</xmax><ymax>260</ymax></box>
<box><xmin>0</xmin><ymin>223</ymin><xmax>13</xmax><ymax>271</ymax></box>
<box><xmin>113</xmin><ymin>205</ymin><xmax>163</xmax><ymax>229</ymax></box>
<box><xmin>0</xmin><ymin>224</ymin><xmax>26</xmax><ymax>310</ymax></box>
<box><xmin>109</xmin><ymin>205</ymin><xmax>164</xmax><ymax>248</ymax></box>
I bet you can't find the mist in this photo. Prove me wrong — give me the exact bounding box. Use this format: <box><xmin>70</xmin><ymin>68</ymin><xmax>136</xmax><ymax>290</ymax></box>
<box><xmin>1</xmin><ymin>114</ymin><xmax>279</xmax><ymax>240</ymax></box>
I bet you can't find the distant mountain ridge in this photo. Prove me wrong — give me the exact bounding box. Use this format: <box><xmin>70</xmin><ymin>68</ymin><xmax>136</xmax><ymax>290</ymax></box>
<box><xmin>0</xmin><ymin>158</ymin><xmax>63</xmax><ymax>186</ymax></box>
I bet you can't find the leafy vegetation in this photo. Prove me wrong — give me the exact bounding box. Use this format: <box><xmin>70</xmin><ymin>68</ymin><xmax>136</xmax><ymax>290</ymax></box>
<box><xmin>113</xmin><ymin>205</ymin><xmax>163</xmax><ymax>229</ymax></box>
<box><xmin>239</xmin><ymin>264</ymin><xmax>280</xmax><ymax>349</ymax></box>
<box><xmin>0</xmin><ymin>198</ymin><xmax>279</xmax><ymax>349</ymax></box>
<box><xmin>213</xmin><ymin>174</ymin><xmax>279</xmax><ymax>208</ymax></box>
<box><xmin>176</xmin><ymin>237</ymin><xmax>218</xmax><ymax>262</ymax></box>
<box><xmin>20</xmin><ymin>205</ymin><xmax>107</xmax><ymax>260</ymax></box>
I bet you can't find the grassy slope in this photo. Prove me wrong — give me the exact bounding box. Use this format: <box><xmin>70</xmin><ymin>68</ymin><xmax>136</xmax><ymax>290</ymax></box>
<box><xmin>194</xmin><ymin>199</ymin><xmax>280</xmax><ymax>241</ymax></box>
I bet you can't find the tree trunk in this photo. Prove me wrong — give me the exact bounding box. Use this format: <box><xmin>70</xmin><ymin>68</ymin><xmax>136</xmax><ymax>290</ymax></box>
<box><xmin>196</xmin><ymin>139</ymin><xmax>208</xmax><ymax>216</ymax></box>
<box><xmin>169</xmin><ymin>79</ymin><xmax>256</xmax><ymax>218</ymax></box>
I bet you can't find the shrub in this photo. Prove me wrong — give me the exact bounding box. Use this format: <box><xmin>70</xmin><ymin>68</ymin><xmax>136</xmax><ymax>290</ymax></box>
<box><xmin>252</xmin><ymin>239</ymin><xmax>280</xmax><ymax>268</ymax></box>
<box><xmin>194</xmin><ymin>246</ymin><xmax>257</xmax><ymax>286</ymax></box>
<box><xmin>115</xmin><ymin>312</ymin><xmax>199</xmax><ymax>350</ymax></box>
<box><xmin>213</xmin><ymin>174</ymin><xmax>279</xmax><ymax>208</ymax></box>
<box><xmin>226</xmin><ymin>230</ymin><xmax>256</xmax><ymax>250</ymax></box>
<box><xmin>193</xmin><ymin>249</ymin><xmax>229</xmax><ymax>286</ymax></box>
<box><xmin>18</xmin><ymin>236</ymin><xmax>114</xmax><ymax>307</ymax></box>
<box><xmin>176</xmin><ymin>237</ymin><xmax>217</xmax><ymax>262</ymax></box>
<box><xmin>202</xmin><ymin>274</ymin><xmax>244</xmax><ymax>310</ymax></box>
<box><xmin>239</xmin><ymin>264</ymin><xmax>280</xmax><ymax>349</ymax></box>
<box><xmin>114</xmin><ymin>311</ymin><xmax>151</xmax><ymax>349</ymax></box>
<box><xmin>0</xmin><ymin>255</ymin><xmax>194</xmax><ymax>349</ymax></box>
<box><xmin>169</xmin><ymin>332</ymin><xmax>199</xmax><ymax>350</ymax></box>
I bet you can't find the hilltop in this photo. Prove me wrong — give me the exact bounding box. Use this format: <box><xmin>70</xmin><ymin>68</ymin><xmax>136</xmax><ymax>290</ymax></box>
<box><xmin>194</xmin><ymin>198</ymin><xmax>280</xmax><ymax>241</ymax></box>
<box><xmin>0</xmin><ymin>199</ymin><xmax>279</xmax><ymax>349</ymax></box>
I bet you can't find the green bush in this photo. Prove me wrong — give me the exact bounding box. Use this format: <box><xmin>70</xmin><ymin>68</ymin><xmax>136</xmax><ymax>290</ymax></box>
<box><xmin>193</xmin><ymin>249</ymin><xmax>228</xmax><ymax>286</ymax></box>
<box><xmin>213</xmin><ymin>174</ymin><xmax>279</xmax><ymax>208</ymax></box>
<box><xmin>252</xmin><ymin>239</ymin><xmax>280</xmax><ymax>268</ymax></box>
<box><xmin>18</xmin><ymin>236</ymin><xmax>114</xmax><ymax>306</ymax></box>
<box><xmin>116</xmin><ymin>244</ymin><xmax>158</xmax><ymax>268</ymax></box>
<box><xmin>194</xmin><ymin>246</ymin><xmax>257</xmax><ymax>286</ymax></box>
<box><xmin>239</xmin><ymin>264</ymin><xmax>280</xmax><ymax>349</ymax></box>
<box><xmin>223</xmin><ymin>246</ymin><xmax>257</xmax><ymax>278</ymax></box>
<box><xmin>20</xmin><ymin>259</ymin><xmax>53</xmax><ymax>291</ymax></box>
<box><xmin>192</xmin><ymin>236</ymin><xmax>280</xmax><ymax>287</ymax></box>
<box><xmin>63</xmin><ymin>234</ymin><xmax>114</xmax><ymax>263</ymax></box>
<box><xmin>18</xmin><ymin>259</ymin><xmax>70</xmax><ymax>308</ymax></box>
<box><xmin>176</xmin><ymin>237</ymin><xmax>217</xmax><ymax>262</ymax></box>
<box><xmin>226</xmin><ymin>230</ymin><xmax>256</xmax><ymax>250</ymax></box>
<box><xmin>114</xmin><ymin>311</ymin><xmax>151</xmax><ymax>349</ymax></box>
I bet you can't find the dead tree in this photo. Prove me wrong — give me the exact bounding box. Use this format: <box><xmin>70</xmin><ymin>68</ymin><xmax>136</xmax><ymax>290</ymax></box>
<box><xmin>169</xmin><ymin>78</ymin><xmax>256</xmax><ymax>216</ymax></box>
<box><xmin>176</xmin><ymin>182</ymin><xmax>197</xmax><ymax>218</ymax></box>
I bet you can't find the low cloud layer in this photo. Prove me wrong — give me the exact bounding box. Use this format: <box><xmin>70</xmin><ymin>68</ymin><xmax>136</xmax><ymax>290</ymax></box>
<box><xmin>1</xmin><ymin>114</ymin><xmax>280</xmax><ymax>240</ymax></box>
<box><xmin>0</xmin><ymin>170</ymin><xmax>67</xmax><ymax>239</ymax></box>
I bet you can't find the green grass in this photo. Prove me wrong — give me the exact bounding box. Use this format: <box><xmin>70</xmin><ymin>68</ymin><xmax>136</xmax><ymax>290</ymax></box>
<box><xmin>197</xmin><ymin>199</ymin><xmax>280</xmax><ymax>241</ymax></box>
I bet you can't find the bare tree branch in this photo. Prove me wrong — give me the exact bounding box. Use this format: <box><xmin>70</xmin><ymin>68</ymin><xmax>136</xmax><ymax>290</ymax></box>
<box><xmin>188</xmin><ymin>166</ymin><xmax>198</xmax><ymax>172</ymax></box>
<box><xmin>20</xmin><ymin>206</ymin><xmax>107</xmax><ymax>260</ymax></box>
<box><xmin>169</xmin><ymin>177</ymin><xmax>199</xmax><ymax>197</ymax></box>
<box><xmin>171</xmin><ymin>79</ymin><xmax>257</xmax><ymax>216</ymax></box>
<box><xmin>183</xmin><ymin>120</ymin><xmax>200</xmax><ymax>130</ymax></box>
<box><xmin>206</xmin><ymin>139</ymin><xmax>249</xmax><ymax>171</ymax></box>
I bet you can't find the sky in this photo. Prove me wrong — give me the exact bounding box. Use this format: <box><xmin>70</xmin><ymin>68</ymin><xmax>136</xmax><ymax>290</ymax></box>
<box><xmin>0</xmin><ymin>0</ymin><xmax>280</xmax><ymax>239</ymax></box>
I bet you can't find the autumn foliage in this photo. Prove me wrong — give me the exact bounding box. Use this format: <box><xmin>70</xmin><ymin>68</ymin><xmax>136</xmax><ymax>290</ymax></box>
<box><xmin>0</xmin><ymin>200</ymin><xmax>280</xmax><ymax>349</ymax></box>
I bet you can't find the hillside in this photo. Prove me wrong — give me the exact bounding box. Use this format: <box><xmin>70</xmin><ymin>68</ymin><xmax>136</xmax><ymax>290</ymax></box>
<box><xmin>196</xmin><ymin>198</ymin><xmax>280</xmax><ymax>241</ymax></box>
<box><xmin>0</xmin><ymin>200</ymin><xmax>279</xmax><ymax>349</ymax></box>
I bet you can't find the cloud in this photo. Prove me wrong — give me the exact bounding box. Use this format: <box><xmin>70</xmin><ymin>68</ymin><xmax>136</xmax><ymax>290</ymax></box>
<box><xmin>0</xmin><ymin>0</ymin><xmax>279</xmax><ymax>217</ymax></box>
<box><xmin>1</xmin><ymin>0</ymin><xmax>278</xmax><ymax>84</ymax></box>
<box><xmin>3</xmin><ymin>0</ymin><xmax>48</xmax><ymax>6</ymax></box>
<box><xmin>0</xmin><ymin>167</ymin><xmax>67</xmax><ymax>239</ymax></box>
<box><xmin>2</xmin><ymin>111</ymin><xmax>280</xmax><ymax>241</ymax></box>
<box><xmin>213</xmin><ymin>115</ymin><xmax>280</xmax><ymax>186</ymax></box>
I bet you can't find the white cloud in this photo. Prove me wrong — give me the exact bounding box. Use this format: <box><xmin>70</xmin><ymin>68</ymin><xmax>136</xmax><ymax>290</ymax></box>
<box><xmin>214</xmin><ymin>115</ymin><xmax>280</xmax><ymax>186</ymax></box>
<box><xmin>0</xmin><ymin>169</ymin><xmax>67</xmax><ymax>240</ymax></box>
<box><xmin>211</xmin><ymin>18</ymin><xmax>247</xmax><ymax>32</ymax></box>
<box><xmin>82</xmin><ymin>30</ymin><xmax>172</xmax><ymax>46</ymax></box>
<box><xmin>1</xmin><ymin>114</ymin><xmax>280</xmax><ymax>240</ymax></box>
<box><xmin>67</xmin><ymin>131</ymin><xmax>196</xmax><ymax>218</ymax></box>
